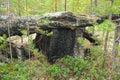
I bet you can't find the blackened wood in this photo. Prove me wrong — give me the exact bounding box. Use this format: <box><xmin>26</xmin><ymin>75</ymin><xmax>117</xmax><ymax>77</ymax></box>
<box><xmin>35</xmin><ymin>28</ymin><xmax>75</xmax><ymax>63</ymax></box>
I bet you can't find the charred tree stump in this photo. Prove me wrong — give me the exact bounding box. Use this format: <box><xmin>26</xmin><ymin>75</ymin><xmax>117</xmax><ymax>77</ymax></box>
<box><xmin>35</xmin><ymin>28</ymin><xmax>75</xmax><ymax>63</ymax></box>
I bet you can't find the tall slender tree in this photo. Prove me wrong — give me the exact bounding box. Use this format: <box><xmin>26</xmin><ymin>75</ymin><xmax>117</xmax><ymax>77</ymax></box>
<box><xmin>54</xmin><ymin>0</ymin><xmax>57</xmax><ymax>12</ymax></box>
<box><xmin>64</xmin><ymin>0</ymin><xmax>67</xmax><ymax>11</ymax></box>
<box><xmin>94</xmin><ymin>0</ymin><xmax>97</xmax><ymax>7</ymax></box>
<box><xmin>104</xmin><ymin>0</ymin><xmax>113</xmax><ymax>51</ymax></box>
<box><xmin>6</xmin><ymin>0</ymin><xmax>13</xmax><ymax>61</ymax></box>
<box><xmin>17</xmin><ymin>0</ymin><xmax>21</xmax><ymax>16</ymax></box>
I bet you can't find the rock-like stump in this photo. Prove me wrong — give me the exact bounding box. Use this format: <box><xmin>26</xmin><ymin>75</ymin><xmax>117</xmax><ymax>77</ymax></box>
<box><xmin>0</xmin><ymin>11</ymin><xmax>102</xmax><ymax>63</ymax></box>
<box><xmin>35</xmin><ymin>28</ymin><xmax>75</xmax><ymax>63</ymax></box>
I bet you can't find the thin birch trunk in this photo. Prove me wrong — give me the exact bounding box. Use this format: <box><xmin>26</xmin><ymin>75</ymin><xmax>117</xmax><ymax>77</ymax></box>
<box><xmin>104</xmin><ymin>13</ymin><xmax>112</xmax><ymax>51</ymax></box>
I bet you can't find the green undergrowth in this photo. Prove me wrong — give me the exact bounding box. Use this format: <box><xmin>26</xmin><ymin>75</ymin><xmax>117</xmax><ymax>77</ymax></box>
<box><xmin>0</xmin><ymin>53</ymin><xmax>49</xmax><ymax>80</ymax></box>
<box><xmin>0</xmin><ymin>46</ymin><xmax>120</xmax><ymax>80</ymax></box>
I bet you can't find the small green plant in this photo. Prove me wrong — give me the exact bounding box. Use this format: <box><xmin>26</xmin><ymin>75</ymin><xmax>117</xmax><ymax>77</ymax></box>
<box><xmin>36</xmin><ymin>29</ymin><xmax>53</xmax><ymax>36</ymax></box>
<box><xmin>77</xmin><ymin>37</ymin><xmax>84</xmax><ymax>45</ymax></box>
<box><xmin>20</xmin><ymin>29</ymin><xmax>28</xmax><ymax>35</ymax></box>
<box><xmin>0</xmin><ymin>61</ymin><xmax>29</xmax><ymax>80</ymax></box>
<box><xmin>97</xmin><ymin>20</ymin><xmax>115</xmax><ymax>34</ymax></box>
<box><xmin>46</xmin><ymin>56</ymin><xmax>89</xmax><ymax>79</ymax></box>
<box><xmin>115</xmin><ymin>45</ymin><xmax>120</xmax><ymax>51</ymax></box>
<box><xmin>0</xmin><ymin>58</ymin><xmax>48</xmax><ymax>80</ymax></box>
<box><xmin>0</xmin><ymin>34</ymin><xmax>7</xmax><ymax>49</ymax></box>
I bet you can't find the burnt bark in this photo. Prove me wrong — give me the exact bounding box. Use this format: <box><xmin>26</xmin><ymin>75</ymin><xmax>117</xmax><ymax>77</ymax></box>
<box><xmin>35</xmin><ymin>28</ymin><xmax>75</xmax><ymax>63</ymax></box>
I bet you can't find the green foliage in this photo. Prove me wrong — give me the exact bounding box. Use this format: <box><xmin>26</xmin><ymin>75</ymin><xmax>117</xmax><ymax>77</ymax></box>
<box><xmin>1</xmin><ymin>0</ymin><xmax>119</xmax><ymax>16</ymax></box>
<box><xmin>20</xmin><ymin>29</ymin><xmax>28</xmax><ymax>35</ymax></box>
<box><xmin>87</xmin><ymin>27</ymin><xmax>95</xmax><ymax>33</ymax></box>
<box><xmin>0</xmin><ymin>50</ymin><xmax>119</xmax><ymax>80</ymax></box>
<box><xmin>92</xmin><ymin>0</ymin><xmax>120</xmax><ymax>15</ymax></box>
<box><xmin>0</xmin><ymin>54</ymin><xmax>49</xmax><ymax>80</ymax></box>
<box><xmin>77</xmin><ymin>37</ymin><xmax>84</xmax><ymax>45</ymax></box>
<box><xmin>114</xmin><ymin>45</ymin><xmax>120</xmax><ymax>51</ymax></box>
<box><xmin>46</xmin><ymin>54</ymin><xmax>110</xmax><ymax>79</ymax></box>
<box><xmin>37</xmin><ymin>18</ymin><xmax>53</xmax><ymax>36</ymax></box>
<box><xmin>40</xmin><ymin>18</ymin><xmax>50</xmax><ymax>25</ymax></box>
<box><xmin>46</xmin><ymin>56</ymin><xmax>89</xmax><ymax>79</ymax></box>
<box><xmin>97</xmin><ymin>20</ymin><xmax>115</xmax><ymax>32</ymax></box>
<box><xmin>0</xmin><ymin>62</ymin><xmax>28</xmax><ymax>80</ymax></box>
<box><xmin>0</xmin><ymin>0</ymin><xmax>120</xmax><ymax>80</ymax></box>
<box><xmin>37</xmin><ymin>29</ymin><xmax>53</xmax><ymax>36</ymax></box>
<box><xmin>0</xmin><ymin>34</ymin><xmax>7</xmax><ymax>49</ymax></box>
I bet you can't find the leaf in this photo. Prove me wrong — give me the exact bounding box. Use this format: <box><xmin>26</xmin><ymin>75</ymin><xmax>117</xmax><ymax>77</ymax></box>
<box><xmin>77</xmin><ymin>37</ymin><xmax>84</xmax><ymax>45</ymax></box>
<box><xmin>20</xmin><ymin>29</ymin><xmax>28</xmax><ymax>35</ymax></box>
<box><xmin>46</xmin><ymin>32</ymin><xmax>53</xmax><ymax>36</ymax></box>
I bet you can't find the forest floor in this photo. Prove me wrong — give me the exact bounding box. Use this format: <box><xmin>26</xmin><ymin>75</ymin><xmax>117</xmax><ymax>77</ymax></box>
<box><xmin>0</xmin><ymin>30</ymin><xmax>120</xmax><ymax>80</ymax></box>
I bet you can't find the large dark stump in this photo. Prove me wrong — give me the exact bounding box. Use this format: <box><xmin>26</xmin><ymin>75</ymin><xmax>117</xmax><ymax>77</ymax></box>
<box><xmin>35</xmin><ymin>28</ymin><xmax>75</xmax><ymax>63</ymax></box>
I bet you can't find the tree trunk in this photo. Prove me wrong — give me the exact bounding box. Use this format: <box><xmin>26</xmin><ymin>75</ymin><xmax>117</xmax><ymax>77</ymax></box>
<box><xmin>104</xmin><ymin>31</ymin><xmax>109</xmax><ymax>51</ymax></box>
<box><xmin>94</xmin><ymin>0</ymin><xmax>97</xmax><ymax>7</ymax></box>
<box><xmin>104</xmin><ymin>13</ymin><xmax>112</xmax><ymax>51</ymax></box>
<box><xmin>112</xmin><ymin>25</ymin><xmax>120</xmax><ymax>58</ymax></box>
<box><xmin>64</xmin><ymin>0</ymin><xmax>67</xmax><ymax>11</ymax></box>
<box><xmin>111</xmin><ymin>24</ymin><xmax>120</xmax><ymax>79</ymax></box>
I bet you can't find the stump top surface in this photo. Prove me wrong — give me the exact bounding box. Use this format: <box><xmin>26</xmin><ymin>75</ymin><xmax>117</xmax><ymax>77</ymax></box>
<box><xmin>40</xmin><ymin>11</ymin><xmax>101</xmax><ymax>29</ymax></box>
<box><xmin>42</xmin><ymin>11</ymin><xmax>73</xmax><ymax>18</ymax></box>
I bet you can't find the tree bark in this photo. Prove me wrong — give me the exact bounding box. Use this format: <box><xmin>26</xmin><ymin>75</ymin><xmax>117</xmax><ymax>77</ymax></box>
<box><xmin>104</xmin><ymin>31</ymin><xmax>109</xmax><ymax>51</ymax></box>
<box><xmin>112</xmin><ymin>25</ymin><xmax>120</xmax><ymax>57</ymax></box>
<box><xmin>104</xmin><ymin>13</ymin><xmax>112</xmax><ymax>51</ymax></box>
<box><xmin>94</xmin><ymin>0</ymin><xmax>97</xmax><ymax>7</ymax></box>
